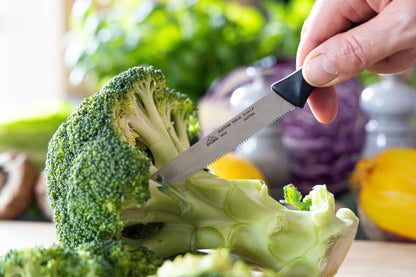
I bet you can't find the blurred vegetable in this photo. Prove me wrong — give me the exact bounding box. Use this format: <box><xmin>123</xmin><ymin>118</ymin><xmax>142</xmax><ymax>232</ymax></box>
<box><xmin>0</xmin><ymin>101</ymin><xmax>75</xmax><ymax>172</ymax></box>
<box><xmin>34</xmin><ymin>170</ymin><xmax>54</xmax><ymax>220</ymax></box>
<box><xmin>208</xmin><ymin>152</ymin><xmax>267</xmax><ymax>183</ymax></box>
<box><xmin>66</xmin><ymin>0</ymin><xmax>313</xmax><ymax>100</ymax></box>
<box><xmin>0</xmin><ymin>151</ymin><xmax>37</xmax><ymax>219</ymax></box>
<box><xmin>350</xmin><ymin>148</ymin><xmax>416</xmax><ymax>241</ymax></box>
<box><xmin>281</xmin><ymin>74</ymin><xmax>367</xmax><ymax>195</ymax></box>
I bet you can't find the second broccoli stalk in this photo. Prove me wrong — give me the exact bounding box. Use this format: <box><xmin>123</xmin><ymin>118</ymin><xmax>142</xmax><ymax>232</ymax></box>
<box><xmin>121</xmin><ymin>171</ymin><xmax>358</xmax><ymax>276</ymax></box>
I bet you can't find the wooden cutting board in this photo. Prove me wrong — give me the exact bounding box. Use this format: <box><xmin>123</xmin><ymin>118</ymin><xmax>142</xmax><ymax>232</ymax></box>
<box><xmin>1</xmin><ymin>221</ymin><xmax>415</xmax><ymax>276</ymax></box>
<box><xmin>337</xmin><ymin>240</ymin><xmax>416</xmax><ymax>277</ymax></box>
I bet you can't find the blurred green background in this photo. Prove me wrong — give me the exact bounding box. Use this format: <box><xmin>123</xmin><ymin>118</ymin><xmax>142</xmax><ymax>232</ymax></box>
<box><xmin>1</xmin><ymin>0</ymin><xmax>415</xmax><ymax>222</ymax></box>
<box><xmin>65</xmin><ymin>0</ymin><xmax>314</xmax><ymax>101</ymax></box>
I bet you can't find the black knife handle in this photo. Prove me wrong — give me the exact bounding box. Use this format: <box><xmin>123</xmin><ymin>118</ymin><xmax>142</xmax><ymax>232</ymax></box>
<box><xmin>271</xmin><ymin>68</ymin><xmax>316</xmax><ymax>108</ymax></box>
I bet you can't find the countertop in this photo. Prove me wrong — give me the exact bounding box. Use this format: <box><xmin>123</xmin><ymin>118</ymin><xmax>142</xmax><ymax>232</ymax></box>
<box><xmin>1</xmin><ymin>220</ymin><xmax>415</xmax><ymax>276</ymax></box>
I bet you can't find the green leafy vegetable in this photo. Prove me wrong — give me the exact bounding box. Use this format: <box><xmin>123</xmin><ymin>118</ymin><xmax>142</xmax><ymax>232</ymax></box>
<box><xmin>280</xmin><ymin>184</ymin><xmax>312</xmax><ymax>211</ymax></box>
<box><xmin>0</xmin><ymin>101</ymin><xmax>74</xmax><ymax>172</ymax></box>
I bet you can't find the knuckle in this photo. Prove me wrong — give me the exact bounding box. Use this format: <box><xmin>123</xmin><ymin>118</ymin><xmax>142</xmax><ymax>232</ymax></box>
<box><xmin>341</xmin><ymin>34</ymin><xmax>370</xmax><ymax>70</ymax></box>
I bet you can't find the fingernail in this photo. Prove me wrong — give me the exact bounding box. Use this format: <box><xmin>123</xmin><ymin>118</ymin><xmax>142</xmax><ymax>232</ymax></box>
<box><xmin>304</xmin><ymin>55</ymin><xmax>338</xmax><ymax>86</ymax></box>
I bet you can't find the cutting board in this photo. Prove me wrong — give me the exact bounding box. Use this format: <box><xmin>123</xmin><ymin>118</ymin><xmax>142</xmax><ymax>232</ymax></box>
<box><xmin>337</xmin><ymin>240</ymin><xmax>416</xmax><ymax>277</ymax></box>
<box><xmin>1</xmin><ymin>221</ymin><xmax>415</xmax><ymax>276</ymax></box>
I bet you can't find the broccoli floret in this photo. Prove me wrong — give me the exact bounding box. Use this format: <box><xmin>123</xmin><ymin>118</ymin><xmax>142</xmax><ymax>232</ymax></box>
<box><xmin>153</xmin><ymin>248</ymin><xmax>254</xmax><ymax>277</ymax></box>
<box><xmin>78</xmin><ymin>240</ymin><xmax>163</xmax><ymax>277</ymax></box>
<box><xmin>0</xmin><ymin>240</ymin><xmax>162</xmax><ymax>277</ymax></box>
<box><xmin>46</xmin><ymin>66</ymin><xmax>358</xmax><ymax>276</ymax></box>
<box><xmin>1</xmin><ymin>243</ymin><xmax>108</xmax><ymax>277</ymax></box>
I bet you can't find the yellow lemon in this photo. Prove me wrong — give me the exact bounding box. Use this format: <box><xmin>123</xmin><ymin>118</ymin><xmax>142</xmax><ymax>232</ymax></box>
<box><xmin>209</xmin><ymin>153</ymin><xmax>266</xmax><ymax>183</ymax></box>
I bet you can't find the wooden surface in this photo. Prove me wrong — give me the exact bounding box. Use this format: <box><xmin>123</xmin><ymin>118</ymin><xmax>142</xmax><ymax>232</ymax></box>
<box><xmin>0</xmin><ymin>221</ymin><xmax>57</xmax><ymax>256</ymax></box>
<box><xmin>337</xmin><ymin>240</ymin><xmax>416</xmax><ymax>277</ymax></box>
<box><xmin>1</xmin><ymin>220</ymin><xmax>416</xmax><ymax>276</ymax></box>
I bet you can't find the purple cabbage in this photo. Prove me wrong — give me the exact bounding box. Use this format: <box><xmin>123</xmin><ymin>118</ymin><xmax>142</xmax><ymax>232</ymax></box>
<box><xmin>281</xmin><ymin>77</ymin><xmax>367</xmax><ymax>195</ymax></box>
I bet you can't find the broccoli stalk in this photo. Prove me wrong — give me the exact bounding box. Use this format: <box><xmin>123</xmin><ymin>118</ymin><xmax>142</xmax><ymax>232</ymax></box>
<box><xmin>111</xmin><ymin>70</ymin><xmax>194</xmax><ymax>172</ymax></box>
<box><xmin>124</xmin><ymin>173</ymin><xmax>358</xmax><ymax>276</ymax></box>
<box><xmin>46</xmin><ymin>66</ymin><xmax>358</xmax><ymax>276</ymax></box>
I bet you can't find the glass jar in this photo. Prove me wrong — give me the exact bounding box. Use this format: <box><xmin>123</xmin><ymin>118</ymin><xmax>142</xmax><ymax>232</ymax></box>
<box><xmin>360</xmin><ymin>72</ymin><xmax>416</xmax><ymax>157</ymax></box>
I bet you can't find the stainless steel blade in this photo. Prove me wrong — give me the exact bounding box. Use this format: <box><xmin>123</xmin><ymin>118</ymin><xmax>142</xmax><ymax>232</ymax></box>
<box><xmin>151</xmin><ymin>90</ymin><xmax>295</xmax><ymax>184</ymax></box>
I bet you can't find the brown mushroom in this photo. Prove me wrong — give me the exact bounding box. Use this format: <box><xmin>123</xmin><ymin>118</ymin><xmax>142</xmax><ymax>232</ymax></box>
<box><xmin>35</xmin><ymin>170</ymin><xmax>54</xmax><ymax>220</ymax></box>
<box><xmin>0</xmin><ymin>151</ymin><xmax>37</xmax><ymax>219</ymax></box>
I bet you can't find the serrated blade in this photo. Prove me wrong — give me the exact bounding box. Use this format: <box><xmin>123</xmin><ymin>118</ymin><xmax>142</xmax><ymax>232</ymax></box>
<box><xmin>151</xmin><ymin>68</ymin><xmax>315</xmax><ymax>184</ymax></box>
<box><xmin>151</xmin><ymin>91</ymin><xmax>294</xmax><ymax>184</ymax></box>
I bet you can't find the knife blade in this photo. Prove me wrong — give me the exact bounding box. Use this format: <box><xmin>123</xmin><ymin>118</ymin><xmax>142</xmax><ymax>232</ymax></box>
<box><xmin>151</xmin><ymin>68</ymin><xmax>315</xmax><ymax>184</ymax></box>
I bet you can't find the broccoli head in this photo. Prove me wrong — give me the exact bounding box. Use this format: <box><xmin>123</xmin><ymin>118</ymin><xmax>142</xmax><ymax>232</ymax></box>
<box><xmin>46</xmin><ymin>66</ymin><xmax>358</xmax><ymax>276</ymax></box>
<box><xmin>0</xmin><ymin>239</ymin><xmax>162</xmax><ymax>277</ymax></box>
<box><xmin>46</xmin><ymin>66</ymin><xmax>198</xmax><ymax>247</ymax></box>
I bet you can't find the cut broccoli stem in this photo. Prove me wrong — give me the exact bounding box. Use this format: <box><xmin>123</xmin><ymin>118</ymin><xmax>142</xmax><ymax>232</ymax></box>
<box><xmin>120</xmin><ymin>171</ymin><xmax>358</xmax><ymax>274</ymax></box>
<box><xmin>134</xmin><ymin>174</ymin><xmax>284</xmax><ymax>268</ymax></box>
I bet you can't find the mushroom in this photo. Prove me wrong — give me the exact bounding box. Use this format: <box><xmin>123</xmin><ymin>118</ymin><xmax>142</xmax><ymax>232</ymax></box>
<box><xmin>35</xmin><ymin>170</ymin><xmax>54</xmax><ymax>220</ymax></box>
<box><xmin>0</xmin><ymin>151</ymin><xmax>37</xmax><ymax>219</ymax></box>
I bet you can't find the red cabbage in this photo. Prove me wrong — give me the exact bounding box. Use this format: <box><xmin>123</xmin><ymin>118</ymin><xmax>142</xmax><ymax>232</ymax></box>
<box><xmin>281</xmin><ymin>71</ymin><xmax>367</xmax><ymax>195</ymax></box>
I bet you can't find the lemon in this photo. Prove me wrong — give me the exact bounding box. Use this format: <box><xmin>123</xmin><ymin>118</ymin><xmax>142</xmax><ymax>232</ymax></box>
<box><xmin>209</xmin><ymin>153</ymin><xmax>266</xmax><ymax>183</ymax></box>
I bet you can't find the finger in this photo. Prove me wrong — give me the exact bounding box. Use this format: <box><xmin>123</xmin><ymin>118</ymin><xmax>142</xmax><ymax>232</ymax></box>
<box><xmin>302</xmin><ymin>0</ymin><xmax>416</xmax><ymax>87</ymax></box>
<box><xmin>307</xmin><ymin>87</ymin><xmax>338</xmax><ymax>124</ymax></box>
<box><xmin>367</xmin><ymin>48</ymin><xmax>416</xmax><ymax>74</ymax></box>
<box><xmin>296</xmin><ymin>0</ymin><xmax>385</xmax><ymax>68</ymax></box>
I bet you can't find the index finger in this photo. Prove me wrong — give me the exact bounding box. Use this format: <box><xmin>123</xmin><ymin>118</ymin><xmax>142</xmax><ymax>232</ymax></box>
<box><xmin>296</xmin><ymin>0</ymin><xmax>390</xmax><ymax>68</ymax></box>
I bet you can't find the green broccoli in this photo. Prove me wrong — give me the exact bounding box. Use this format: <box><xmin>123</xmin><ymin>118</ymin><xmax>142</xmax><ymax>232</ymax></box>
<box><xmin>46</xmin><ymin>66</ymin><xmax>198</xmax><ymax>247</ymax></box>
<box><xmin>46</xmin><ymin>66</ymin><xmax>358</xmax><ymax>276</ymax></box>
<box><xmin>153</xmin><ymin>248</ymin><xmax>254</xmax><ymax>277</ymax></box>
<box><xmin>0</xmin><ymin>240</ymin><xmax>162</xmax><ymax>277</ymax></box>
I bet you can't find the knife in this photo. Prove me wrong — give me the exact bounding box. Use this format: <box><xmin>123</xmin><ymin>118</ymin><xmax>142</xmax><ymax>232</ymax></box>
<box><xmin>151</xmin><ymin>68</ymin><xmax>315</xmax><ymax>184</ymax></box>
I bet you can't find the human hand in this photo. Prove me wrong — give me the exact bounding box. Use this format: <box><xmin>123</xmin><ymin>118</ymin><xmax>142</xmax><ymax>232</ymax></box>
<box><xmin>297</xmin><ymin>0</ymin><xmax>416</xmax><ymax>123</ymax></box>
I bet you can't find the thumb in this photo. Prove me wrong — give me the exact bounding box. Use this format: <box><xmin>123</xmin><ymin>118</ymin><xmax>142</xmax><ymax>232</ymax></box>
<box><xmin>302</xmin><ymin>0</ymin><xmax>416</xmax><ymax>87</ymax></box>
